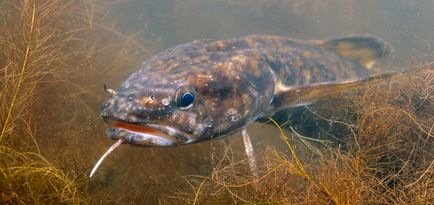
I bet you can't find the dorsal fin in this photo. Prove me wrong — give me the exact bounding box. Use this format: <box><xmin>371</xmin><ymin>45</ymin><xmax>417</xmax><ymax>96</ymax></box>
<box><xmin>319</xmin><ymin>36</ymin><xmax>391</xmax><ymax>69</ymax></box>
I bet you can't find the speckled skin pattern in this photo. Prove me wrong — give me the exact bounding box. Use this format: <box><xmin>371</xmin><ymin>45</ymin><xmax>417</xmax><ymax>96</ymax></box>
<box><xmin>100</xmin><ymin>35</ymin><xmax>375</xmax><ymax>146</ymax></box>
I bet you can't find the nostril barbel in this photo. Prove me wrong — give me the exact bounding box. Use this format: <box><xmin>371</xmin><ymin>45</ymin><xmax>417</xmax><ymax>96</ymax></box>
<box><xmin>104</xmin><ymin>84</ymin><xmax>117</xmax><ymax>96</ymax></box>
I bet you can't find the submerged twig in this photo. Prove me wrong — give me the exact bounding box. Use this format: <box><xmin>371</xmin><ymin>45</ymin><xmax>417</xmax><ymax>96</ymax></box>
<box><xmin>89</xmin><ymin>139</ymin><xmax>123</xmax><ymax>178</ymax></box>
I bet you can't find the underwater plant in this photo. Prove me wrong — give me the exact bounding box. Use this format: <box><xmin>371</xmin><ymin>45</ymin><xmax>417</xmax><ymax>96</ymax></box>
<box><xmin>0</xmin><ymin>1</ymin><xmax>93</xmax><ymax>204</ymax></box>
<box><xmin>1</xmin><ymin>0</ymin><xmax>156</xmax><ymax>204</ymax></box>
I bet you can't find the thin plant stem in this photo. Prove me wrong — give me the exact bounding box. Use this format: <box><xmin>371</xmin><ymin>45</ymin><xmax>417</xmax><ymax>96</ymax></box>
<box><xmin>268</xmin><ymin>117</ymin><xmax>339</xmax><ymax>205</ymax></box>
<box><xmin>0</xmin><ymin>3</ymin><xmax>36</xmax><ymax>142</ymax></box>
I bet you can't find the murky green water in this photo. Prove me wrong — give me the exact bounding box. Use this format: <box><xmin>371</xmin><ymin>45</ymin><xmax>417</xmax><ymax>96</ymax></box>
<box><xmin>4</xmin><ymin>0</ymin><xmax>433</xmax><ymax>204</ymax></box>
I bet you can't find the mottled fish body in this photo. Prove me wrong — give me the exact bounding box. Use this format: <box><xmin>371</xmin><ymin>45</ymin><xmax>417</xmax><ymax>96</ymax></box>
<box><xmin>100</xmin><ymin>35</ymin><xmax>390</xmax><ymax>146</ymax></box>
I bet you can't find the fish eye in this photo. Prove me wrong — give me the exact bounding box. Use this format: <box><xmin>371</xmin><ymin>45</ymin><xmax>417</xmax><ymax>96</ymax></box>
<box><xmin>175</xmin><ymin>85</ymin><xmax>196</xmax><ymax>109</ymax></box>
<box><xmin>177</xmin><ymin>92</ymin><xmax>195</xmax><ymax>109</ymax></box>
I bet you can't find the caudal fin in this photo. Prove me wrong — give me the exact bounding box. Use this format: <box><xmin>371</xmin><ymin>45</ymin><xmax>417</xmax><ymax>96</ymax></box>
<box><xmin>319</xmin><ymin>35</ymin><xmax>391</xmax><ymax>69</ymax></box>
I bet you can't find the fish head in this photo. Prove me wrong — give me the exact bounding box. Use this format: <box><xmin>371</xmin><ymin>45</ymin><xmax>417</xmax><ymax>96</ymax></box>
<box><xmin>101</xmin><ymin>69</ymin><xmax>213</xmax><ymax>146</ymax></box>
<box><xmin>101</xmin><ymin>41</ymin><xmax>275</xmax><ymax>147</ymax></box>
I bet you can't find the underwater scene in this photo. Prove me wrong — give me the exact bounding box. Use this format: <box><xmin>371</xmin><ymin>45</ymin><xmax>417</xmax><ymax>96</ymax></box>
<box><xmin>0</xmin><ymin>0</ymin><xmax>433</xmax><ymax>204</ymax></box>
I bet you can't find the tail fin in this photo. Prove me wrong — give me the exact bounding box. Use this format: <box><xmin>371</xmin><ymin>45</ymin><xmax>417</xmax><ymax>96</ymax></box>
<box><xmin>319</xmin><ymin>35</ymin><xmax>391</xmax><ymax>69</ymax></box>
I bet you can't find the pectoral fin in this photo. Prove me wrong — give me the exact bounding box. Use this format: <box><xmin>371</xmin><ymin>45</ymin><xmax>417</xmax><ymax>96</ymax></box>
<box><xmin>272</xmin><ymin>73</ymin><xmax>395</xmax><ymax>111</ymax></box>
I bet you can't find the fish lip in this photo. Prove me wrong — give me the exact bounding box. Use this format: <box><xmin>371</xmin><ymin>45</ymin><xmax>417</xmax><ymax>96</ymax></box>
<box><xmin>105</xmin><ymin>120</ymin><xmax>196</xmax><ymax>146</ymax></box>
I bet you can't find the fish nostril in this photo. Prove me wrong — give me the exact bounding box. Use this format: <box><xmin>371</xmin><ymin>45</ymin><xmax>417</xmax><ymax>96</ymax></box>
<box><xmin>139</xmin><ymin>96</ymin><xmax>156</xmax><ymax>107</ymax></box>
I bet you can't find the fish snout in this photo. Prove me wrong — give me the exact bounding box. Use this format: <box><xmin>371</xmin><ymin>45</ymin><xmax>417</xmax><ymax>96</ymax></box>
<box><xmin>101</xmin><ymin>98</ymin><xmax>115</xmax><ymax>120</ymax></box>
<box><xmin>101</xmin><ymin>95</ymin><xmax>166</xmax><ymax>123</ymax></box>
<box><xmin>100</xmin><ymin>97</ymin><xmax>137</xmax><ymax>121</ymax></box>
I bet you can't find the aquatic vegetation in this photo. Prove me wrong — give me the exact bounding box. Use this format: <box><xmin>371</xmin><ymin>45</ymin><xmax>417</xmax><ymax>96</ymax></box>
<box><xmin>0</xmin><ymin>0</ymin><xmax>99</xmax><ymax>204</ymax></box>
<box><xmin>1</xmin><ymin>0</ymin><xmax>156</xmax><ymax>204</ymax></box>
<box><xmin>161</xmin><ymin>67</ymin><xmax>433</xmax><ymax>204</ymax></box>
<box><xmin>0</xmin><ymin>146</ymin><xmax>82</xmax><ymax>204</ymax></box>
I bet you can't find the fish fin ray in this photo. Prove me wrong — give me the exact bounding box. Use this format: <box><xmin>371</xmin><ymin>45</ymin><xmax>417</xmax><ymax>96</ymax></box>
<box><xmin>318</xmin><ymin>35</ymin><xmax>391</xmax><ymax>69</ymax></box>
<box><xmin>273</xmin><ymin>73</ymin><xmax>396</xmax><ymax>111</ymax></box>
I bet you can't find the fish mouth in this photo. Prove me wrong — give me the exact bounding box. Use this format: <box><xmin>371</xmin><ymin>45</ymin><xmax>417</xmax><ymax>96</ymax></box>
<box><xmin>106</xmin><ymin>121</ymin><xmax>195</xmax><ymax>146</ymax></box>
